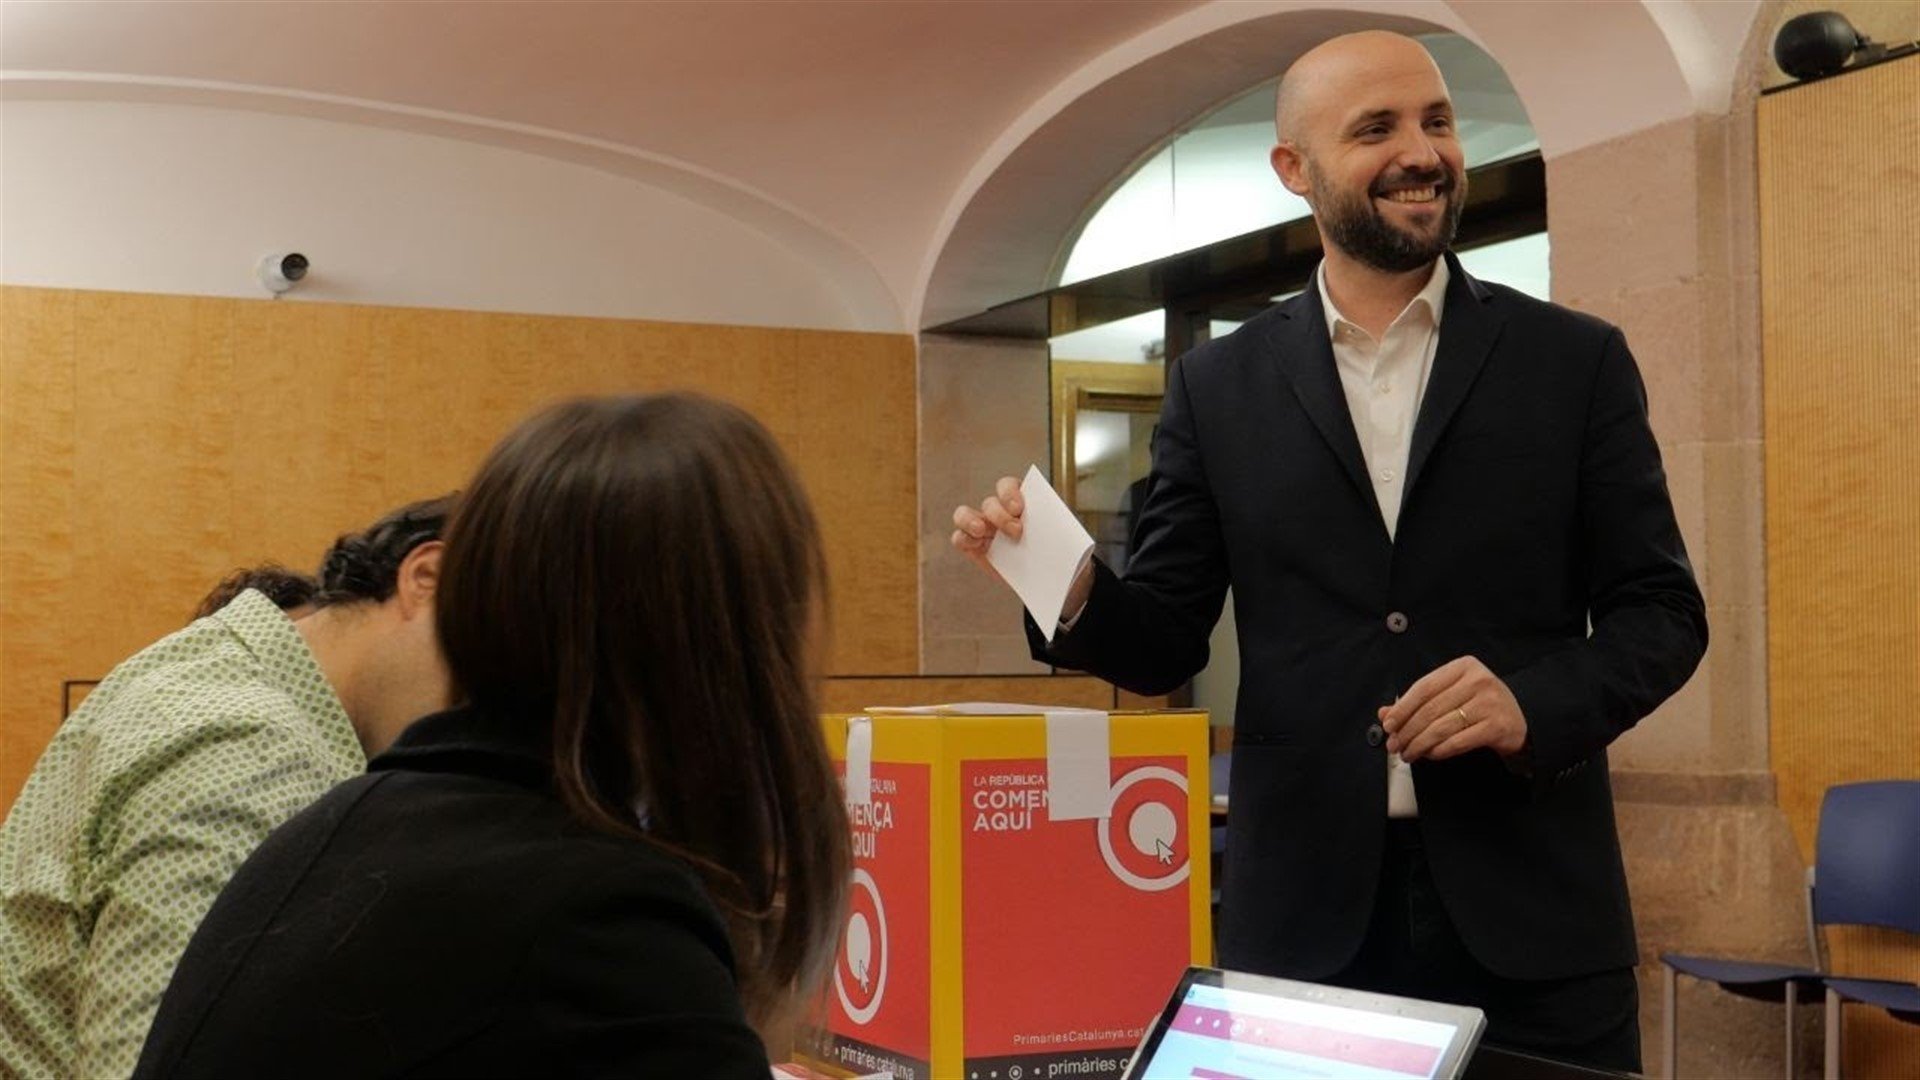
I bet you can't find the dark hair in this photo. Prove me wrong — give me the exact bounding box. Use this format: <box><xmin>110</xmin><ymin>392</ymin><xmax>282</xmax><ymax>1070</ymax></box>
<box><xmin>192</xmin><ymin>564</ymin><xmax>318</xmax><ymax>621</ymax></box>
<box><xmin>313</xmin><ymin>495</ymin><xmax>456</xmax><ymax>606</ymax></box>
<box><xmin>435</xmin><ymin>394</ymin><xmax>849</xmax><ymax>1039</ymax></box>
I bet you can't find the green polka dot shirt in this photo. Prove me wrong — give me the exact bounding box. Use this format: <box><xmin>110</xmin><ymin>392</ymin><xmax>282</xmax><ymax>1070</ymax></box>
<box><xmin>0</xmin><ymin>590</ymin><xmax>365</xmax><ymax>1078</ymax></box>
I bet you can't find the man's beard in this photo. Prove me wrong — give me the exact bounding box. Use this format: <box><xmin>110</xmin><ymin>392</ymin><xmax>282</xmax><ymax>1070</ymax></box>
<box><xmin>1308</xmin><ymin>157</ymin><xmax>1466</xmax><ymax>273</ymax></box>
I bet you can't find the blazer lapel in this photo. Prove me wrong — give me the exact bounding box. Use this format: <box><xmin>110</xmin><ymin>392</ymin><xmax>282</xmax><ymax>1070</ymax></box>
<box><xmin>1261</xmin><ymin>289</ymin><xmax>1373</xmax><ymax>504</ymax></box>
<box><xmin>1404</xmin><ymin>253</ymin><xmax>1506</xmax><ymax>499</ymax></box>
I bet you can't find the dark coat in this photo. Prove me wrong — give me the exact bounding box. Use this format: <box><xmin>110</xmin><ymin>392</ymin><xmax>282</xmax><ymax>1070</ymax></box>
<box><xmin>133</xmin><ymin>706</ymin><xmax>768</xmax><ymax>1079</ymax></box>
<box><xmin>1032</xmin><ymin>254</ymin><xmax>1708</xmax><ymax>981</ymax></box>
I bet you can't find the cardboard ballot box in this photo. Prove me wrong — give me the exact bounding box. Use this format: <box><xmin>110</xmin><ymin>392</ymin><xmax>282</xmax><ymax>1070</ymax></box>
<box><xmin>807</xmin><ymin>707</ymin><xmax>1211</xmax><ymax>1080</ymax></box>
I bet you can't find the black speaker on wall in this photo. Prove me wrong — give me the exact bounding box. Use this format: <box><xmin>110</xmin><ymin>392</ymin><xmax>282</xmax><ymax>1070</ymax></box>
<box><xmin>1773</xmin><ymin>10</ymin><xmax>1917</xmax><ymax>83</ymax></box>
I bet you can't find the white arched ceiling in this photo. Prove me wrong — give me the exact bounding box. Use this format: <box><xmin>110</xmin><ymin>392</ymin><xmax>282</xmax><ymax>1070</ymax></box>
<box><xmin>0</xmin><ymin>0</ymin><xmax>1210</xmax><ymax>333</ymax></box>
<box><xmin>919</xmin><ymin>0</ymin><xmax>1759</xmax><ymax>328</ymax></box>
<box><xmin>1641</xmin><ymin>0</ymin><xmax>1770</xmax><ymax>114</ymax></box>
<box><xmin>0</xmin><ymin>72</ymin><xmax>903</xmax><ymax>329</ymax></box>
<box><xmin>0</xmin><ymin>0</ymin><xmax>1761</xmax><ymax>332</ymax></box>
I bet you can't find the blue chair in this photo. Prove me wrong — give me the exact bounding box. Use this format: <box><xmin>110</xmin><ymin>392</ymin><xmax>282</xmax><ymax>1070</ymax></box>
<box><xmin>1822</xmin><ymin>977</ymin><xmax>1920</xmax><ymax>1062</ymax></box>
<box><xmin>1660</xmin><ymin>780</ymin><xmax>1920</xmax><ymax>1079</ymax></box>
<box><xmin>1811</xmin><ymin>782</ymin><xmax>1920</xmax><ymax>1077</ymax></box>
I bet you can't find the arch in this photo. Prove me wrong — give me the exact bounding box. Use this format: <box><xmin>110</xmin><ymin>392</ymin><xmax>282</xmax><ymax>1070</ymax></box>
<box><xmin>918</xmin><ymin>0</ymin><xmax>1719</xmax><ymax>329</ymax></box>
<box><xmin>1054</xmin><ymin>32</ymin><xmax>1540</xmax><ymax>290</ymax></box>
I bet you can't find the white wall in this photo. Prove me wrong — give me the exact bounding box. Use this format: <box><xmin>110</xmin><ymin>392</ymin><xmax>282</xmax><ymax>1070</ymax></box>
<box><xmin>0</xmin><ymin>100</ymin><xmax>866</xmax><ymax>331</ymax></box>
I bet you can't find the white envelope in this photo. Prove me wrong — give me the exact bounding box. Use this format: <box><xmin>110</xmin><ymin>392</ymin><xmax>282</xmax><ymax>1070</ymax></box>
<box><xmin>986</xmin><ymin>464</ymin><xmax>1095</xmax><ymax>642</ymax></box>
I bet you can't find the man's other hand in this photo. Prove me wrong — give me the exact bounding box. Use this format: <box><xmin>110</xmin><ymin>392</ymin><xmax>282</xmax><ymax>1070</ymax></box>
<box><xmin>1380</xmin><ymin>656</ymin><xmax>1529</xmax><ymax>763</ymax></box>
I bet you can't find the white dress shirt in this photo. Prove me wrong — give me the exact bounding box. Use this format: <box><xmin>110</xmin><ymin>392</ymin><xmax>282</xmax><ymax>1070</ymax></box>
<box><xmin>1315</xmin><ymin>258</ymin><xmax>1450</xmax><ymax>817</ymax></box>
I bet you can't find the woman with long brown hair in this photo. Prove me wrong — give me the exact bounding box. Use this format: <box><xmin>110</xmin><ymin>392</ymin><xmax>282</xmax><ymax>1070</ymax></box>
<box><xmin>134</xmin><ymin>394</ymin><xmax>851</xmax><ymax>1077</ymax></box>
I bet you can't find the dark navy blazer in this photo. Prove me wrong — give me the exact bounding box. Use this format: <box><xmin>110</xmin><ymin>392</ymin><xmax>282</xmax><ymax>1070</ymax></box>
<box><xmin>1032</xmin><ymin>254</ymin><xmax>1707</xmax><ymax>981</ymax></box>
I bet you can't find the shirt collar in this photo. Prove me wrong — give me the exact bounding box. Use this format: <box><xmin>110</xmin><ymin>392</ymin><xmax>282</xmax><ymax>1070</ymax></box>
<box><xmin>1315</xmin><ymin>256</ymin><xmax>1451</xmax><ymax>341</ymax></box>
<box><xmin>214</xmin><ymin>588</ymin><xmax>365</xmax><ymax>768</ymax></box>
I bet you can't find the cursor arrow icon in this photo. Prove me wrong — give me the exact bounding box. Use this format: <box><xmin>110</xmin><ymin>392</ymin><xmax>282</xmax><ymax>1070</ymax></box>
<box><xmin>1155</xmin><ymin>838</ymin><xmax>1174</xmax><ymax>864</ymax></box>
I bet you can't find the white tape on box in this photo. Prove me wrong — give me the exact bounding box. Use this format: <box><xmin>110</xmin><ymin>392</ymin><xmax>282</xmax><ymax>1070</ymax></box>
<box><xmin>1044</xmin><ymin>708</ymin><xmax>1110</xmax><ymax>821</ymax></box>
<box><xmin>845</xmin><ymin>716</ymin><xmax>874</xmax><ymax>807</ymax></box>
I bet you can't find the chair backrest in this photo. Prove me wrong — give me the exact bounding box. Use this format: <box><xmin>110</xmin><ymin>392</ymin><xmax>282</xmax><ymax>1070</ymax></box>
<box><xmin>1813</xmin><ymin>780</ymin><xmax>1920</xmax><ymax>934</ymax></box>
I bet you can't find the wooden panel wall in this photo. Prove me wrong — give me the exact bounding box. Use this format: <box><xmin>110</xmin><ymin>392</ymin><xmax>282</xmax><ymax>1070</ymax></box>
<box><xmin>0</xmin><ymin>287</ymin><xmax>918</xmax><ymax>808</ymax></box>
<box><xmin>1761</xmin><ymin>55</ymin><xmax>1920</xmax><ymax>1076</ymax></box>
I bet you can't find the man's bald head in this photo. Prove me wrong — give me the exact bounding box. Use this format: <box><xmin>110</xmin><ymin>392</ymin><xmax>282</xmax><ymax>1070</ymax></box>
<box><xmin>1275</xmin><ymin>31</ymin><xmax>1449</xmax><ymax>150</ymax></box>
<box><xmin>1268</xmin><ymin>29</ymin><xmax>1466</xmax><ymax>274</ymax></box>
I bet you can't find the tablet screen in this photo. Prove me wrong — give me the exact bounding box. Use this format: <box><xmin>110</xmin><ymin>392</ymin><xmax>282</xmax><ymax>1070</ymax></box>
<box><xmin>1126</xmin><ymin>968</ymin><xmax>1485</xmax><ymax>1080</ymax></box>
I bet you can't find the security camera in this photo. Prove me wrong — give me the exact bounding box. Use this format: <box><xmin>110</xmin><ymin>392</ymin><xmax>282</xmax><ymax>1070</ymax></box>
<box><xmin>257</xmin><ymin>252</ymin><xmax>310</xmax><ymax>295</ymax></box>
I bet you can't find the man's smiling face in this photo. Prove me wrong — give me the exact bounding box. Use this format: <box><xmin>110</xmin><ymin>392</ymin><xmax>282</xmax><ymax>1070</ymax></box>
<box><xmin>1271</xmin><ymin>33</ymin><xmax>1469</xmax><ymax>274</ymax></box>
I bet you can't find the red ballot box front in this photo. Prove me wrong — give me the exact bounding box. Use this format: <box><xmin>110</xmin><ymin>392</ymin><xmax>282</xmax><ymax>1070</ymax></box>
<box><xmin>806</xmin><ymin>709</ymin><xmax>1211</xmax><ymax>1080</ymax></box>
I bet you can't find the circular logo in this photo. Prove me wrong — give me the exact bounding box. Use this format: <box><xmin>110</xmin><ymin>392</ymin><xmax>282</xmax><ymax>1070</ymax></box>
<box><xmin>1097</xmin><ymin>765</ymin><xmax>1191</xmax><ymax>891</ymax></box>
<box><xmin>834</xmin><ymin>868</ymin><xmax>889</xmax><ymax>1024</ymax></box>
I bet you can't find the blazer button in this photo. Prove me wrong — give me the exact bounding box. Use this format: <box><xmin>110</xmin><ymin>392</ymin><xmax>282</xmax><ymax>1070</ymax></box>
<box><xmin>1366</xmin><ymin>722</ymin><xmax>1385</xmax><ymax>747</ymax></box>
<box><xmin>1385</xmin><ymin>611</ymin><xmax>1409</xmax><ymax>633</ymax></box>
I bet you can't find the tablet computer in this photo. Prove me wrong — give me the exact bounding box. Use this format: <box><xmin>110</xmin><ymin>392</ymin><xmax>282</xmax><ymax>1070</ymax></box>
<box><xmin>1122</xmin><ymin>966</ymin><xmax>1486</xmax><ymax>1080</ymax></box>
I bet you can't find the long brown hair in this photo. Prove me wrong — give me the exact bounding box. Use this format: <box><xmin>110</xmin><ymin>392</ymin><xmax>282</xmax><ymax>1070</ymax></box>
<box><xmin>435</xmin><ymin>394</ymin><xmax>849</xmax><ymax>1041</ymax></box>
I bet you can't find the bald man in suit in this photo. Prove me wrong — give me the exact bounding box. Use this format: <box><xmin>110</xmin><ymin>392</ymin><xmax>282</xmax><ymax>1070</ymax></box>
<box><xmin>953</xmin><ymin>32</ymin><xmax>1705</xmax><ymax>1072</ymax></box>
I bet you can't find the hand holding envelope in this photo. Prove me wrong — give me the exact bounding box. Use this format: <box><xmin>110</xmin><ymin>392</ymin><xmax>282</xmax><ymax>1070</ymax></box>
<box><xmin>950</xmin><ymin>465</ymin><xmax>1096</xmax><ymax>642</ymax></box>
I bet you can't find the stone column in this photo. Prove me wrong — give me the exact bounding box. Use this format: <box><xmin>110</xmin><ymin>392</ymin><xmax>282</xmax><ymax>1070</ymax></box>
<box><xmin>1546</xmin><ymin>14</ymin><xmax>1811</xmax><ymax>1073</ymax></box>
<box><xmin>917</xmin><ymin>333</ymin><xmax>1052</xmax><ymax>675</ymax></box>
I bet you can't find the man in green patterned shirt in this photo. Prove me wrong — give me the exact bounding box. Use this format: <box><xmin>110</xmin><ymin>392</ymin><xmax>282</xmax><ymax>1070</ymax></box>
<box><xmin>0</xmin><ymin>497</ymin><xmax>453</xmax><ymax>1078</ymax></box>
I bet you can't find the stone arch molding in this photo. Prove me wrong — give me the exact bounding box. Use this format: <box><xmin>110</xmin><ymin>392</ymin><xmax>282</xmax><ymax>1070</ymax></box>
<box><xmin>0</xmin><ymin>72</ymin><xmax>904</xmax><ymax>332</ymax></box>
<box><xmin>918</xmin><ymin>0</ymin><xmax>1729</xmax><ymax>330</ymax></box>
